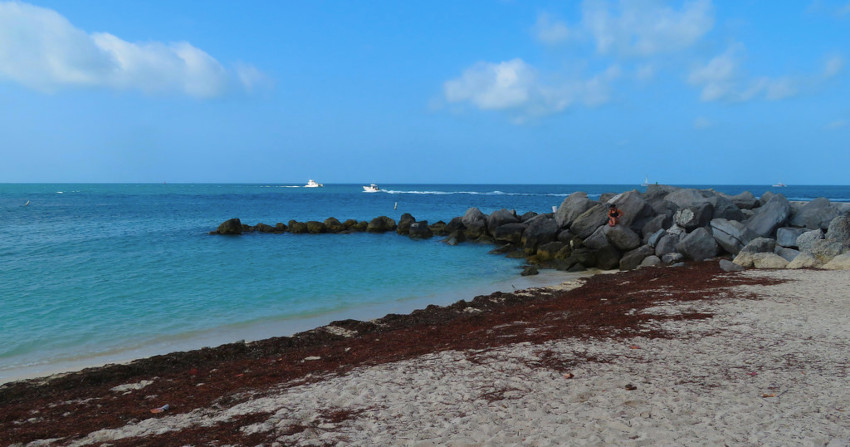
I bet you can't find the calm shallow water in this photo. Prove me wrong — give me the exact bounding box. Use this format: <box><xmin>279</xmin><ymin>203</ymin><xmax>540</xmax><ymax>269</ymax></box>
<box><xmin>1</xmin><ymin>183</ymin><xmax>847</xmax><ymax>382</ymax></box>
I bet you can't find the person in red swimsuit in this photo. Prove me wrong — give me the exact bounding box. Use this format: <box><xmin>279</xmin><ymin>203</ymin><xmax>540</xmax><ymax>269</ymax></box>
<box><xmin>607</xmin><ymin>203</ymin><xmax>622</xmax><ymax>227</ymax></box>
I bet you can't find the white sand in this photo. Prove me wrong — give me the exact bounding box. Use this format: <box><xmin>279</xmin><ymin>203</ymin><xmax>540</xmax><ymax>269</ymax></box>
<box><xmin>64</xmin><ymin>269</ymin><xmax>850</xmax><ymax>446</ymax></box>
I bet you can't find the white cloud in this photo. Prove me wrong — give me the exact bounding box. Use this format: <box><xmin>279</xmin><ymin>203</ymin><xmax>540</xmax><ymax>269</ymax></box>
<box><xmin>534</xmin><ymin>13</ymin><xmax>571</xmax><ymax>44</ymax></box>
<box><xmin>687</xmin><ymin>44</ymin><xmax>740</xmax><ymax>101</ymax></box>
<box><xmin>688</xmin><ymin>44</ymin><xmax>802</xmax><ymax>102</ymax></box>
<box><xmin>444</xmin><ymin>59</ymin><xmax>537</xmax><ymax>110</ymax></box>
<box><xmin>0</xmin><ymin>1</ymin><xmax>266</xmax><ymax>98</ymax></box>
<box><xmin>236</xmin><ymin>63</ymin><xmax>274</xmax><ymax>93</ymax></box>
<box><xmin>580</xmin><ymin>0</ymin><xmax>714</xmax><ymax>57</ymax></box>
<box><xmin>444</xmin><ymin>59</ymin><xmax>621</xmax><ymax>118</ymax></box>
<box><xmin>636</xmin><ymin>64</ymin><xmax>655</xmax><ymax>81</ymax></box>
<box><xmin>824</xmin><ymin>55</ymin><xmax>845</xmax><ymax>78</ymax></box>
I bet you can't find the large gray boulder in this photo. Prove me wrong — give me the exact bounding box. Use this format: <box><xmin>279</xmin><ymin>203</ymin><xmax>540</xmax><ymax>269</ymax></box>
<box><xmin>396</xmin><ymin>213</ymin><xmax>416</xmax><ymax>235</ymax></box>
<box><xmin>741</xmin><ymin>237</ymin><xmax>777</xmax><ymax>254</ymax></box>
<box><xmin>790</xmin><ymin>198</ymin><xmax>839</xmax><ymax>230</ymax></box>
<box><xmin>461</xmin><ymin>208</ymin><xmax>487</xmax><ymax>239</ymax></box>
<box><xmin>367</xmin><ymin>216</ymin><xmax>396</xmax><ymax>233</ymax></box>
<box><xmin>306</xmin><ymin>221</ymin><xmax>328</xmax><ymax>234</ymax></box>
<box><xmin>487</xmin><ymin>209</ymin><xmax>520</xmax><ymax>235</ymax></box>
<box><xmin>746</xmin><ymin>194</ymin><xmax>791</xmax><ymax>237</ymax></box>
<box><xmin>725</xmin><ymin>191</ymin><xmax>759</xmax><ymax>210</ymax></box>
<box><xmin>809</xmin><ymin>239</ymin><xmax>844</xmax><ymax>265</ymax></box>
<box><xmin>643</xmin><ymin>184</ymin><xmax>680</xmax><ymax>203</ymax></box>
<box><xmin>676</xmin><ymin>227</ymin><xmax>719</xmax><ymax>261</ymax></box>
<box><xmin>707</xmin><ymin>194</ymin><xmax>745</xmax><ymax>221</ymax></box>
<box><xmin>555</xmin><ymin>192</ymin><xmax>594</xmax><ymax>228</ymax></box>
<box><xmin>216</xmin><ymin>218</ymin><xmax>243</xmax><ymax>235</ymax></box>
<box><xmin>796</xmin><ymin>229</ymin><xmax>824</xmax><ymax>253</ymax></box>
<box><xmin>640</xmin><ymin>256</ymin><xmax>663</xmax><ymax>268</ymax></box>
<box><xmin>787</xmin><ymin>253</ymin><xmax>818</xmax><ymax>269</ymax></box>
<box><xmin>493</xmin><ymin>222</ymin><xmax>527</xmax><ymax>245</ymax></box>
<box><xmin>654</xmin><ymin>233</ymin><xmax>680</xmax><ymax>257</ymax></box>
<box><xmin>408</xmin><ymin>221</ymin><xmax>433</xmax><ymax>239</ymax></box>
<box><xmin>751</xmin><ymin>253</ymin><xmax>789</xmax><ymax>269</ymax></box>
<box><xmin>620</xmin><ymin>245</ymin><xmax>655</xmax><ymax>270</ymax></box>
<box><xmin>324</xmin><ymin>217</ymin><xmax>345</xmax><ymax>233</ymax></box>
<box><xmin>823</xmin><ymin>253</ymin><xmax>850</xmax><ymax>270</ymax></box>
<box><xmin>609</xmin><ymin>190</ymin><xmax>652</xmax><ymax>229</ymax></box>
<box><xmin>664</xmin><ymin>188</ymin><xmax>710</xmax><ymax>208</ymax></box>
<box><xmin>776</xmin><ymin>227</ymin><xmax>807</xmax><ymax>248</ymax></box>
<box><xmin>826</xmin><ymin>215</ymin><xmax>850</xmax><ymax>247</ymax></box>
<box><xmin>774</xmin><ymin>246</ymin><xmax>800</xmax><ymax>262</ymax></box>
<box><xmin>594</xmin><ymin>245</ymin><xmax>622</xmax><ymax>270</ymax></box>
<box><xmin>719</xmin><ymin>259</ymin><xmax>745</xmax><ymax>272</ymax></box>
<box><xmin>583</xmin><ymin>226</ymin><xmax>610</xmax><ymax>250</ymax></box>
<box><xmin>647</xmin><ymin>229</ymin><xmax>666</xmax><ymax>248</ymax></box>
<box><xmin>606</xmin><ymin>225</ymin><xmax>642</xmax><ymax>251</ymax></box>
<box><xmin>710</xmin><ymin>218</ymin><xmax>757</xmax><ymax>255</ymax></box>
<box><xmin>446</xmin><ymin>216</ymin><xmax>465</xmax><ymax>234</ymax></box>
<box><xmin>569</xmin><ymin>204</ymin><xmax>609</xmax><ymax>239</ymax></box>
<box><xmin>674</xmin><ymin>204</ymin><xmax>714</xmax><ymax>231</ymax></box>
<box><xmin>759</xmin><ymin>191</ymin><xmax>776</xmax><ymax>207</ymax></box>
<box><xmin>641</xmin><ymin>214</ymin><xmax>672</xmax><ymax>243</ymax></box>
<box><xmin>522</xmin><ymin>217</ymin><xmax>560</xmax><ymax>254</ymax></box>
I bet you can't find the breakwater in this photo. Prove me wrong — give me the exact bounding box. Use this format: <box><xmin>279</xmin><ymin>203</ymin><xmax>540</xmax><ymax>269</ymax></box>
<box><xmin>214</xmin><ymin>184</ymin><xmax>850</xmax><ymax>272</ymax></box>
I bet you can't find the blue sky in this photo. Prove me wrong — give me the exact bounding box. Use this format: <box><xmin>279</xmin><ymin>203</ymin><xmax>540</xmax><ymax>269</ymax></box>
<box><xmin>0</xmin><ymin>0</ymin><xmax>848</xmax><ymax>184</ymax></box>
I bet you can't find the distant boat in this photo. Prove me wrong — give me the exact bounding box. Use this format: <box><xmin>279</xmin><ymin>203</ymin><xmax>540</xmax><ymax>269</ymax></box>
<box><xmin>641</xmin><ymin>176</ymin><xmax>649</xmax><ymax>187</ymax></box>
<box><xmin>772</xmin><ymin>183</ymin><xmax>787</xmax><ymax>187</ymax></box>
<box><xmin>363</xmin><ymin>183</ymin><xmax>380</xmax><ymax>193</ymax></box>
<box><xmin>304</xmin><ymin>179</ymin><xmax>323</xmax><ymax>188</ymax></box>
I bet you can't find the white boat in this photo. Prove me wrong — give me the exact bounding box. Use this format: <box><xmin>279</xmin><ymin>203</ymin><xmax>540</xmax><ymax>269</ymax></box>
<box><xmin>363</xmin><ymin>183</ymin><xmax>380</xmax><ymax>193</ymax></box>
<box><xmin>772</xmin><ymin>182</ymin><xmax>787</xmax><ymax>187</ymax></box>
<box><xmin>641</xmin><ymin>176</ymin><xmax>649</xmax><ymax>187</ymax></box>
<box><xmin>304</xmin><ymin>179</ymin><xmax>323</xmax><ymax>188</ymax></box>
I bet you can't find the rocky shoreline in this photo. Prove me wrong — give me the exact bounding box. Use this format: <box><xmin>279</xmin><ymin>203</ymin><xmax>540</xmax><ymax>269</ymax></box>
<box><xmin>213</xmin><ymin>184</ymin><xmax>850</xmax><ymax>272</ymax></box>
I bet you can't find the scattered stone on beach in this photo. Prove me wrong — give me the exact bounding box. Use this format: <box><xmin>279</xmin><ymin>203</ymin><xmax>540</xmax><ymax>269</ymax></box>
<box><xmin>823</xmin><ymin>253</ymin><xmax>850</xmax><ymax>270</ymax></box>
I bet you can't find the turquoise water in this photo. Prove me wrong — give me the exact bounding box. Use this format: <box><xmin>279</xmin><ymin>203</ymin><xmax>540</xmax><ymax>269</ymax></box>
<box><xmin>1</xmin><ymin>183</ymin><xmax>847</xmax><ymax>382</ymax></box>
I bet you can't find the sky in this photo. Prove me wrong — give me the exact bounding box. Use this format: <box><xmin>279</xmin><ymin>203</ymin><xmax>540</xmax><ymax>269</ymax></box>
<box><xmin>0</xmin><ymin>0</ymin><xmax>848</xmax><ymax>185</ymax></box>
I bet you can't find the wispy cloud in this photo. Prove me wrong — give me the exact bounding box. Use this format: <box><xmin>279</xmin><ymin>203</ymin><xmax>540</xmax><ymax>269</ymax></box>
<box><xmin>578</xmin><ymin>0</ymin><xmax>714</xmax><ymax>57</ymax></box>
<box><xmin>0</xmin><ymin>1</ymin><xmax>267</xmax><ymax>98</ymax></box>
<box><xmin>443</xmin><ymin>59</ymin><xmax>621</xmax><ymax>118</ymax></box>
<box><xmin>533</xmin><ymin>13</ymin><xmax>570</xmax><ymax>44</ymax></box>
<box><xmin>824</xmin><ymin>55</ymin><xmax>845</xmax><ymax>78</ymax></box>
<box><xmin>688</xmin><ymin>44</ymin><xmax>809</xmax><ymax>102</ymax></box>
<box><xmin>448</xmin><ymin>1</ymin><xmax>715</xmax><ymax>121</ymax></box>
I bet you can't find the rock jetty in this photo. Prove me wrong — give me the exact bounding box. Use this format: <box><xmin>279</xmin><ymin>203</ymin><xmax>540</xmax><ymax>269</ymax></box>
<box><xmin>212</xmin><ymin>185</ymin><xmax>850</xmax><ymax>272</ymax></box>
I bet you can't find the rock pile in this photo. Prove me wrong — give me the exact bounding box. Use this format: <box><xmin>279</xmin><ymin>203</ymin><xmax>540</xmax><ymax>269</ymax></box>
<box><xmin>211</xmin><ymin>185</ymin><xmax>850</xmax><ymax>272</ymax></box>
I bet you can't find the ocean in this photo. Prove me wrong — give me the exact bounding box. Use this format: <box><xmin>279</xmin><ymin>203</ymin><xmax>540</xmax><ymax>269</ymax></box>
<box><xmin>1</xmin><ymin>183</ymin><xmax>848</xmax><ymax>383</ymax></box>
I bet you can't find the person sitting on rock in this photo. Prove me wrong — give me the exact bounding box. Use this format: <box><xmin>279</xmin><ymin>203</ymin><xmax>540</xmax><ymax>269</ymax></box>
<box><xmin>607</xmin><ymin>203</ymin><xmax>622</xmax><ymax>227</ymax></box>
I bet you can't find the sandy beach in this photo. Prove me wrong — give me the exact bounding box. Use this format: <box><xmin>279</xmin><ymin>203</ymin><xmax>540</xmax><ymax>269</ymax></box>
<box><xmin>2</xmin><ymin>262</ymin><xmax>849</xmax><ymax>446</ymax></box>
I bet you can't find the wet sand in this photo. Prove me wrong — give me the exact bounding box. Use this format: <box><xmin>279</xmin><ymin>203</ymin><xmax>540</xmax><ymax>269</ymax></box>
<box><xmin>2</xmin><ymin>263</ymin><xmax>848</xmax><ymax>446</ymax></box>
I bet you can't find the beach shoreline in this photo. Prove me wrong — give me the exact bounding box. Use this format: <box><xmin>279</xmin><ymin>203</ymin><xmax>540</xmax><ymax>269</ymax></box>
<box><xmin>4</xmin><ymin>262</ymin><xmax>848</xmax><ymax>446</ymax></box>
<box><xmin>0</xmin><ymin>268</ymin><xmax>591</xmax><ymax>386</ymax></box>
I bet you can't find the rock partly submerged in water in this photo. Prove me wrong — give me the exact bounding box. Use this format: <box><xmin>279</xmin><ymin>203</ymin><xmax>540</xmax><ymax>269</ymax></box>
<box><xmin>211</xmin><ymin>186</ymin><xmax>850</xmax><ymax>271</ymax></box>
